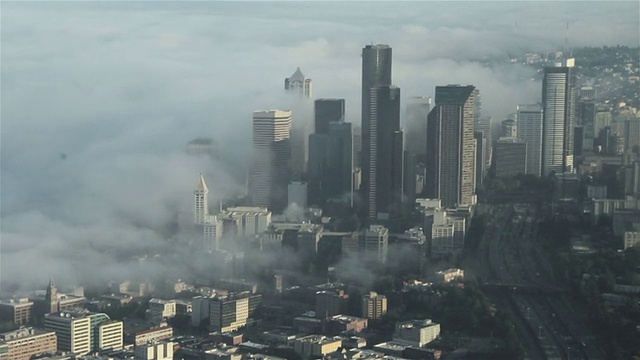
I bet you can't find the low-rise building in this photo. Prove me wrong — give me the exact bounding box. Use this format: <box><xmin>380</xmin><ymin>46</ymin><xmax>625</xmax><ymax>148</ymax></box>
<box><xmin>293</xmin><ymin>335</ymin><xmax>342</xmax><ymax>359</ymax></box>
<box><xmin>126</xmin><ymin>324</ymin><xmax>173</xmax><ymax>346</ymax></box>
<box><xmin>325</xmin><ymin>315</ymin><xmax>368</xmax><ymax>333</ymax></box>
<box><xmin>147</xmin><ymin>299</ymin><xmax>176</xmax><ymax>322</ymax></box>
<box><xmin>134</xmin><ymin>341</ymin><xmax>174</xmax><ymax>360</ymax></box>
<box><xmin>433</xmin><ymin>268</ymin><xmax>464</xmax><ymax>283</ymax></box>
<box><xmin>0</xmin><ymin>327</ymin><xmax>57</xmax><ymax>360</ymax></box>
<box><xmin>393</xmin><ymin>319</ymin><xmax>440</xmax><ymax>347</ymax></box>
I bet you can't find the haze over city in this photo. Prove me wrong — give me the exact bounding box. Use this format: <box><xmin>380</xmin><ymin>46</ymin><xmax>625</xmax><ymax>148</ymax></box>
<box><xmin>1</xmin><ymin>1</ymin><xmax>639</xmax><ymax>359</ymax></box>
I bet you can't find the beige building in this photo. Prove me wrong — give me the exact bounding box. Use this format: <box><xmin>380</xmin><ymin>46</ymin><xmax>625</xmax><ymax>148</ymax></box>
<box><xmin>293</xmin><ymin>335</ymin><xmax>341</xmax><ymax>359</ymax></box>
<box><xmin>44</xmin><ymin>311</ymin><xmax>91</xmax><ymax>355</ymax></box>
<box><xmin>0</xmin><ymin>327</ymin><xmax>57</xmax><ymax>360</ymax></box>
<box><xmin>147</xmin><ymin>299</ymin><xmax>176</xmax><ymax>322</ymax></box>
<box><xmin>134</xmin><ymin>341</ymin><xmax>174</xmax><ymax>360</ymax></box>
<box><xmin>361</xmin><ymin>292</ymin><xmax>387</xmax><ymax>320</ymax></box>
<box><xmin>98</xmin><ymin>320</ymin><xmax>123</xmax><ymax>350</ymax></box>
<box><xmin>131</xmin><ymin>325</ymin><xmax>173</xmax><ymax>346</ymax></box>
<box><xmin>209</xmin><ymin>292</ymin><xmax>261</xmax><ymax>333</ymax></box>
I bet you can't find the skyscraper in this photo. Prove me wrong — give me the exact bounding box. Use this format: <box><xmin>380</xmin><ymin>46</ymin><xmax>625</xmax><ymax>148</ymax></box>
<box><xmin>494</xmin><ymin>137</ymin><xmax>527</xmax><ymax>178</ymax></box>
<box><xmin>194</xmin><ymin>174</ymin><xmax>209</xmax><ymax>225</ymax></box>
<box><xmin>425</xmin><ymin>85</ymin><xmax>477</xmax><ymax>208</ymax></box>
<box><xmin>251</xmin><ymin>110</ymin><xmax>292</xmax><ymax>213</ymax></box>
<box><xmin>285</xmin><ymin>67</ymin><xmax>312</xmax><ymax>98</ymax></box>
<box><xmin>314</xmin><ymin>99</ymin><xmax>345</xmax><ymax>134</ymax></box>
<box><xmin>405</xmin><ymin>96</ymin><xmax>432</xmax><ymax>161</ymax></box>
<box><xmin>308</xmin><ymin>100</ymin><xmax>352</xmax><ymax>206</ymax></box>
<box><xmin>517</xmin><ymin>104</ymin><xmax>543</xmax><ymax>176</ymax></box>
<box><xmin>541</xmin><ymin>58</ymin><xmax>576</xmax><ymax>176</ymax></box>
<box><xmin>361</xmin><ymin>44</ymin><xmax>403</xmax><ymax>221</ymax></box>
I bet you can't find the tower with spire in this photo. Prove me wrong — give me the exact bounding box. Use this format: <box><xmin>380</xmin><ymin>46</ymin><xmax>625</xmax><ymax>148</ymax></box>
<box><xmin>45</xmin><ymin>277</ymin><xmax>58</xmax><ymax>313</ymax></box>
<box><xmin>194</xmin><ymin>173</ymin><xmax>209</xmax><ymax>225</ymax></box>
<box><xmin>284</xmin><ymin>67</ymin><xmax>312</xmax><ymax>98</ymax></box>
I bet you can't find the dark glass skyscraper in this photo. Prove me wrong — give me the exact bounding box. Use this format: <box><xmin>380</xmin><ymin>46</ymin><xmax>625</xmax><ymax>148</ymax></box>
<box><xmin>361</xmin><ymin>44</ymin><xmax>402</xmax><ymax>222</ymax></box>
<box><xmin>425</xmin><ymin>85</ymin><xmax>477</xmax><ymax>208</ymax></box>
<box><xmin>315</xmin><ymin>99</ymin><xmax>345</xmax><ymax>134</ymax></box>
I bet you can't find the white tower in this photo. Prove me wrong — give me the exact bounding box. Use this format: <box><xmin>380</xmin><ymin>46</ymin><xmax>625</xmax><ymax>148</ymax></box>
<box><xmin>194</xmin><ymin>174</ymin><xmax>209</xmax><ymax>224</ymax></box>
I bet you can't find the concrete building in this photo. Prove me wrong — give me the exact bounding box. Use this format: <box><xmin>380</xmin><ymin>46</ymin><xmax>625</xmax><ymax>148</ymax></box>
<box><xmin>218</xmin><ymin>206</ymin><xmax>272</xmax><ymax>239</ymax></box>
<box><xmin>425</xmin><ymin>85</ymin><xmax>477</xmax><ymax>208</ymax></box>
<box><xmin>430</xmin><ymin>208</ymin><xmax>466</xmax><ymax>257</ymax></box>
<box><xmin>316</xmin><ymin>290</ymin><xmax>348</xmax><ymax>319</ymax></box>
<box><xmin>517</xmin><ymin>104</ymin><xmax>543</xmax><ymax>176</ymax></box>
<box><xmin>44</xmin><ymin>311</ymin><xmax>92</xmax><ymax>355</ymax></box>
<box><xmin>361</xmin><ymin>291</ymin><xmax>387</xmax><ymax>320</ymax></box>
<box><xmin>357</xmin><ymin>225</ymin><xmax>389</xmax><ymax>264</ymax></box>
<box><xmin>393</xmin><ymin>319</ymin><xmax>441</xmax><ymax>347</ymax></box>
<box><xmin>134</xmin><ymin>341</ymin><xmax>174</xmax><ymax>360</ymax></box>
<box><xmin>501</xmin><ymin>118</ymin><xmax>517</xmax><ymax>138</ymax></box>
<box><xmin>147</xmin><ymin>299</ymin><xmax>176</xmax><ymax>322</ymax></box>
<box><xmin>33</xmin><ymin>278</ymin><xmax>85</xmax><ymax>317</ymax></box>
<box><xmin>251</xmin><ymin>110</ymin><xmax>292</xmax><ymax>213</ymax></box>
<box><xmin>293</xmin><ymin>335</ymin><xmax>342</xmax><ymax>359</ymax></box>
<box><xmin>326</xmin><ymin>315</ymin><xmax>368</xmax><ymax>333</ymax></box>
<box><xmin>97</xmin><ymin>320</ymin><xmax>123</xmax><ymax>351</ymax></box>
<box><xmin>284</xmin><ymin>67</ymin><xmax>312</xmax><ymax>98</ymax></box>
<box><xmin>129</xmin><ymin>325</ymin><xmax>173</xmax><ymax>346</ymax></box>
<box><xmin>494</xmin><ymin>137</ymin><xmax>527</xmax><ymax>178</ymax></box>
<box><xmin>474</xmin><ymin>115</ymin><xmax>493</xmax><ymax>177</ymax></box>
<box><xmin>209</xmin><ymin>292</ymin><xmax>261</xmax><ymax>333</ymax></box>
<box><xmin>0</xmin><ymin>298</ymin><xmax>33</xmax><ymax>326</ymax></box>
<box><xmin>0</xmin><ymin>327</ymin><xmax>57</xmax><ymax>360</ymax></box>
<box><xmin>624</xmin><ymin>226</ymin><xmax>640</xmax><ymax>249</ymax></box>
<box><xmin>194</xmin><ymin>174</ymin><xmax>224</xmax><ymax>251</ymax></box>
<box><xmin>187</xmin><ymin>138</ymin><xmax>219</xmax><ymax>158</ymax></box>
<box><xmin>361</xmin><ymin>44</ymin><xmax>403</xmax><ymax>222</ymax></box>
<box><xmin>297</xmin><ymin>223</ymin><xmax>323</xmax><ymax>255</ymax></box>
<box><xmin>542</xmin><ymin>58</ymin><xmax>576</xmax><ymax>175</ymax></box>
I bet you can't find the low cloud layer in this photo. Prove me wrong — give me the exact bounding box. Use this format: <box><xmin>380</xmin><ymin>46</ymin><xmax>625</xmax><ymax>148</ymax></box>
<box><xmin>1</xmin><ymin>1</ymin><xmax>638</xmax><ymax>292</ymax></box>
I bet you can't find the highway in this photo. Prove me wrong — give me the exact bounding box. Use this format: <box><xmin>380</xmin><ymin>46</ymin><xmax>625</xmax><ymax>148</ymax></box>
<box><xmin>469</xmin><ymin>203</ymin><xmax>606</xmax><ymax>360</ymax></box>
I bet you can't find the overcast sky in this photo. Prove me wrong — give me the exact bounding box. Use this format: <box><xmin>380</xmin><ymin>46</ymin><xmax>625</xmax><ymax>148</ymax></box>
<box><xmin>1</xmin><ymin>1</ymin><xmax>638</xmax><ymax>291</ymax></box>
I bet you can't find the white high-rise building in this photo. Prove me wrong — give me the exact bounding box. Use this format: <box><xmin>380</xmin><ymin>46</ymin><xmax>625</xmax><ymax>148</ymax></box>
<box><xmin>542</xmin><ymin>58</ymin><xmax>576</xmax><ymax>176</ymax></box>
<box><xmin>517</xmin><ymin>104</ymin><xmax>543</xmax><ymax>177</ymax></box>
<box><xmin>358</xmin><ymin>225</ymin><xmax>389</xmax><ymax>264</ymax></box>
<box><xmin>194</xmin><ymin>174</ymin><xmax>209</xmax><ymax>225</ymax></box>
<box><xmin>251</xmin><ymin>110</ymin><xmax>292</xmax><ymax>213</ymax></box>
<box><xmin>285</xmin><ymin>67</ymin><xmax>312</xmax><ymax>98</ymax></box>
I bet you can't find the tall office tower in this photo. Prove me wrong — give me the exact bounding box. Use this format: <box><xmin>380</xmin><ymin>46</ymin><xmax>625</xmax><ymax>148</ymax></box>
<box><xmin>501</xmin><ymin>119</ymin><xmax>517</xmax><ymax>137</ymax></box>
<box><xmin>425</xmin><ymin>85</ymin><xmax>477</xmax><ymax>208</ymax></box>
<box><xmin>578</xmin><ymin>98</ymin><xmax>596</xmax><ymax>150</ymax></box>
<box><xmin>517</xmin><ymin>104</ymin><xmax>543</xmax><ymax>176</ymax></box>
<box><xmin>541</xmin><ymin>58</ymin><xmax>576</xmax><ymax>176</ymax></box>
<box><xmin>474</xmin><ymin>132</ymin><xmax>485</xmax><ymax>187</ymax></box>
<box><xmin>361</xmin><ymin>44</ymin><xmax>402</xmax><ymax>221</ymax></box>
<box><xmin>308</xmin><ymin>121</ymin><xmax>353</xmax><ymax>206</ymax></box>
<box><xmin>315</xmin><ymin>99</ymin><xmax>345</xmax><ymax>134</ymax></box>
<box><xmin>403</xmin><ymin>151</ymin><xmax>416</xmax><ymax>205</ymax></box>
<box><xmin>574</xmin><ymin>126</ymin><xmax>584</xmax><ymax>156</ymax></box>
<box><xmin>474</xmin><ymin>116</ymin><xmax>492</xmax><ymax>173</ymax></box>
<box><xmin>494</xmin><ymin>138</ymin><xmax>527</xmax><ymax>177</ymax></box>
<box><xmin>623</xmin><ymin>119</ymin><xmax>640</xmax><ymax>154</ymax></box>
<box><xmin>194</xmin><ymin>174</ymin><xmax>209</xmax><ymax>224</ymax></box>
<box><xmin>285</xmin><ymin>67</ymin><xmax>312</xmax><ymax>98</ymax></box>
<box><xmin>251</xmin><ymin>110</ymin><xmax>292</xmax><ymax>213</ymax></box>
<box><xmin>363</xmin><ymin>86</ymin><xmax>403</xmax><ymax>221</ymax></box>
<box><xmin>405</xmin><ymin>96</ymin><xmax>432</xmax><ymax>161</ymax></box>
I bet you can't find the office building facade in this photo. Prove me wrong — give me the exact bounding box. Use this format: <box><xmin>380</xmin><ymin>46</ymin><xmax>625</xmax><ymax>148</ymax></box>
<box><xmin>494</xmin><ymin>137</ymin><xmax>527</xmax><ymax>178</ymax></box>
<box><xmin>361</xmin><ymin>291</ymin><xmax>387</xmax><ymax>320</ymax></box>
<box><xmin>361</xmin><ymin>44</ymin><xmax>403</xmax><ymax>222</ymax></box>
<box><xmin>251</xmin><ymin>110</ymin><xmax>292</xmax><ymax>212</ymax></box>
<box><xmin>425</xmin><ymin>85</ymin><xmax>477</xmax><ymax>207</ymax></box>
<box><xmin>516</xmin><ymin>104</ymin><xmax>543</xmax><ymax>176</ymax></box>
<box><xmin>284</xmin><ymin>67</ymin><xmax>312</xmax><ymax>98</ymax></box>
<box><xmin>542</xmin><ymin>58</ymin><xmax>576</xmax><ymax>176</ymax></box>
<box><xmin>0</xmin><ymin>327</ymin><xmax>57</xmax><ymax>360</ymax></box>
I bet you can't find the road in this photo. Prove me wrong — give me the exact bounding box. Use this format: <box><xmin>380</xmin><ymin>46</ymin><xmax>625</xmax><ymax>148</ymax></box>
<box><xmin>467</xmin><ymin>203</ymin><xmax>605</xmax><ymax>360</ymax></box>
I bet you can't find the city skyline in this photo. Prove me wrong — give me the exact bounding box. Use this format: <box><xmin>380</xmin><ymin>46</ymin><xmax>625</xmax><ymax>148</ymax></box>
<box><xmin>2</xmin><ymin>0</ymin><xmax>639</xmax><ymax>289</ymax></box>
